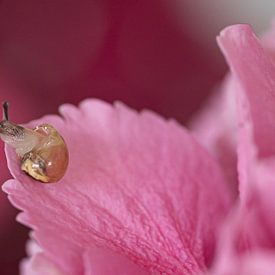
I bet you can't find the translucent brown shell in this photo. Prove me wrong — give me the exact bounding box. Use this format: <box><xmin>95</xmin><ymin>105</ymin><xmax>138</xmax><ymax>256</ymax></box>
<box><xmin>21</xmin><ymin>124</ymin><xmax>69</xmax><ymax>183</ymax></box>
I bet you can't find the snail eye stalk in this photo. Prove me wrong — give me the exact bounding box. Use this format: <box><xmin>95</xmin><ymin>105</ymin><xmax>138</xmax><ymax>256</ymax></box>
<box><xmin>2</xmin><ymin>101</ymin><xmax>9</xmax><ymax>121</ymax></box>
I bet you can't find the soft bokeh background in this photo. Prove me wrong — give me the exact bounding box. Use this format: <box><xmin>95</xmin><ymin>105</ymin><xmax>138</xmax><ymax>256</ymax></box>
<box><xmin>0</xmin><ymin>0</ymin><xmax>274</xmax><ymax>274</ymax></box>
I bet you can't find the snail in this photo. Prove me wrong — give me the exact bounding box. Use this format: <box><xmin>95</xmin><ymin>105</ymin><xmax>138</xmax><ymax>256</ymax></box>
<box><xmin>0</xmin><ymin>102</ymin><xmax>69</xmax><ymax>183</ymax></box>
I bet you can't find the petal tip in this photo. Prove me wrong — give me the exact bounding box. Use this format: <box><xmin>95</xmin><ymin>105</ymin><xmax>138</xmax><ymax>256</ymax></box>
<box><xmin>217</xmin><ymin>24</ymin><xmax>253</xmax><ymax>46</ymax></box>
<box><xmin>2</xmin><ymin>179</ymin><xmax>16</xmax><ymax>194</ymax></box>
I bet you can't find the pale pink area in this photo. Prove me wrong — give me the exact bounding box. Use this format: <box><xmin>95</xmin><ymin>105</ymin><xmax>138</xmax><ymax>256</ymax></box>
<box><xmin>3</xmin><ymin>99</ymin><xmax>232</xmax><ymax>274</ymax></box>
<box><xmin>234</xmin><ymin>252</ymin><xmax>275</xmax><ymax>275</ymax></box>
<box><xmin>21</xmin><ymin>252</ymin><xmax>64</xmax><ymax>275</ymax></box>
<box><xmin>218</xmin><ymin>24</ymin><xmax>275</xmax><ymax>159</ymax></box>
<box><xmin>191</xmin><ymin>22</ymin><xmax>275</xmax><ymax>198</ymax></box>
<box><xmin>21</xmin><ymin>238</ymin><xmax>148</xmax><ymax>275</ymax></box>
<box><xmin>190</xmin><ymin>75</ymin><xmax>238</xmax><ymax>195</ymax></box>
<box><xmin>217</xmin><ymin>24</ymin><xmax>275</xmax><ymax>206</ymax></box>
<box><xmin>20</xmin><ymin>239</ymin><xmax>65</xmax><ymax>275</ymax></box>
<box><xmin>260</xmin><ymin>19</ymin><xmax>275</xmax><ymax>62</ymax></box>
<box><xmin>211</xmin><ymin>206</ymin><xmax>275</xmax><ymax>275</ymax></box>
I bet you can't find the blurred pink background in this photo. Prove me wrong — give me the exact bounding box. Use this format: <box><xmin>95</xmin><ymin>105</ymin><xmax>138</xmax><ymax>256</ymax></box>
<box><xmin>0</xmin><ymin>0</ymin><xmax>274</xmax><ymax>273</ymax></box>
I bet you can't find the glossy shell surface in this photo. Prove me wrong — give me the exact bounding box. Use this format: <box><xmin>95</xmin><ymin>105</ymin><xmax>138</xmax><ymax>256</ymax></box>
<box><xmin>21</xmin><ymin>124</ymin><xmax>69</xmax><ymax>183</ymax></box>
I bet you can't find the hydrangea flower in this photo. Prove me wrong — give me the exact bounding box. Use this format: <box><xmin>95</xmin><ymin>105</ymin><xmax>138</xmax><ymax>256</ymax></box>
<box><xmin>3</xmin><ymin>23</ymin><xmax>275</xmax><ymax>274</ymax></box>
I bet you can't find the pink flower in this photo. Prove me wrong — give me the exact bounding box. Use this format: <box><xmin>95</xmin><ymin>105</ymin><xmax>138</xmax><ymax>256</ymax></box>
<box><xmin>4</xmin><ymin>21</ymin><xmax>275</xmax><ymax>274</ymax></box>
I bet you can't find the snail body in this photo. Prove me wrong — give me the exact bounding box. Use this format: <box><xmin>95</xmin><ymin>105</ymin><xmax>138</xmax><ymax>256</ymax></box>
<box><xmin>0</xmin><ymin>102</ymin><xmax>68</xmax><ymax>183</ymax></box>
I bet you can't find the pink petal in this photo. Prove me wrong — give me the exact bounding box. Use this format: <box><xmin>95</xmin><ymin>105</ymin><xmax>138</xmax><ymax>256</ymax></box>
<box><xmin>235</xmin><ymin>252</ymin><xmax>275</xmax><ymax>275</ymax></box>
<box><xmin>190</xmin><ymin>21</ymin><xmax>275</xmax><ymax>200</ymax></box>
<box><xmin>211</xmin><ymin>207</ymin><xmax>275</xmax><ymax>275</ymax></box>
<box><xmin>190</xmin><ymin>75</ymin><xmax>238</xmax><ymax>195</ymax></box>
<box><xmin>260</xmin><ymin>19</ymin><xmax>275</xmax><ymax>62</ymax></box>
<box><xmin>21</xmin><ymin>239</ymin><xmax>147</xmax><ymax>275</ymax></box>
<box><xmin>217</xmin><ymin>23</ymin><xmax>275</xmax><ymax>209</ymax></box>
<box><xmin>3</xmin><ymin>99</ymin><xmax>232</xmax><ymax>274</ymax></box>
<box><xmin>217</xmin><ymin>24</ymin><xmax>275</xmax><ymax>202</ymax></box>
<box><xmin>217</xmin><ymin>24</ymin><xmax>275</xmax><ymax>159</ymax></box>
<box><xmin>21</xmin><ymin>252</ymin><xmax>64</xmax><ymax>275</ymax></box>
<box><xmin>83</xmin><ymin>245</ymin><xmax>149</xmax><ymax>275</ymax></box>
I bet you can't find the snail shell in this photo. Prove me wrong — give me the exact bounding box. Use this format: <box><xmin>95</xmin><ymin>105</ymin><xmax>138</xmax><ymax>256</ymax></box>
<box><xmin>0</xmin><ymin>102</ymin><xmax>69</xmax><ymax>183</ymax></box>
<box><xmin>20</xmin><ymin>124</ymin><xmax>69</xmax><ymax>183</ymax></box>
